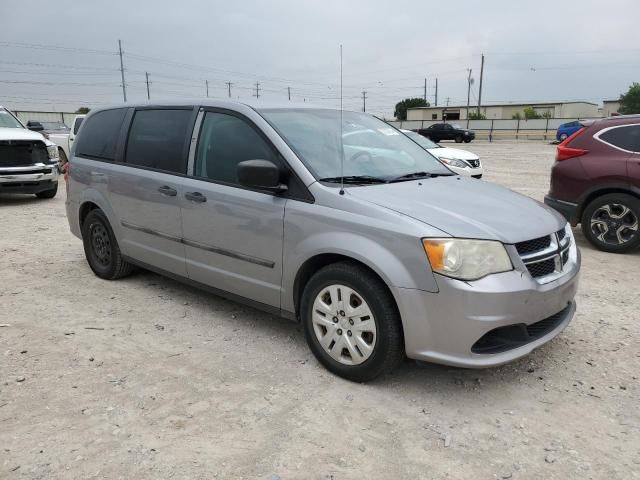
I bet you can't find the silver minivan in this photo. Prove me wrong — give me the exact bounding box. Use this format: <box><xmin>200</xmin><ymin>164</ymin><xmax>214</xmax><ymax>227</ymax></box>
<box><xmin>65</xmin><ymin>101</ymin><xmax>580</xmax><ymax>381</ymax></box>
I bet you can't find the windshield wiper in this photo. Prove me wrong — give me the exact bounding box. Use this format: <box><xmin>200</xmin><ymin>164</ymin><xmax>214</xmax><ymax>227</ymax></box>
<box><xmin>388</xmin><ymin>171</ymin><xmax>453</xmax><ymax>183</ymax></box>
<box><xmin>319</xmin><ymin>175</ymin><xmax>388</xmax><ymax>185</ymax></box>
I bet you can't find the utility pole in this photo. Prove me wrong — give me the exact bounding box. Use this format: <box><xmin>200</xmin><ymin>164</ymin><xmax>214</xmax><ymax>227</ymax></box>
<box><xmin>288</xmin><ymin>86</ymin><xmax>291</xmax><ymax>101</ymax></box>
<box><xmin>446</xmin><ymin>97</ymin><xmax>450</xmax><ymax>107</ymax></box>
<box><xmin>434</xmin><ymin>78</ymin><xmax>438</xmax><ymax>106</ymax></box>
<box><xmin>424</xmin><ymin>78</ymin><xmax>427</xmax><ymax>103</ymax></box>
<box><xmin>477</xmin><ymin>53</ymin><xmax>485</xmax><ymax>117</ymax></box>
<box><xmin>225</xmin><ymin>81</ymin><xmax>232</xmax><ymax>98</ymax></box>
<box><xmin>145</xmin><ymin>72</ymin><xmax>151</xmax><ymax>100</ymax></box>
<box><xmin>118</xmin><ymin>39</ymin><xmax>127</xmax><ymax>103</ymax></box>
<box><xmin>254</xmin><ymin>81</ymin><xmax>261</xmax><ymax>99</ymax></box>
<box><xmin>466</xmin><ymin>68</ymin><xmax>472</xmax><ymax>125</ymax></box>
<box><xmin>205</xmin><ymin>80</ymin><xmax>209</xmax><ymax>97</ymax></box>
<box><xmin>361</xmin><ymin>90</ymin><xmax>367</xmax><ymax>112</ymax></box>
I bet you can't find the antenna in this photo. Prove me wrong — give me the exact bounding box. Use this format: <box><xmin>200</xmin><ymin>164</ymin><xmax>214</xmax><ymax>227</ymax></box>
<box><xmin>339</xmin><ymin>44</ymin><xmax>344</xmax><ymax>195</ymax></box>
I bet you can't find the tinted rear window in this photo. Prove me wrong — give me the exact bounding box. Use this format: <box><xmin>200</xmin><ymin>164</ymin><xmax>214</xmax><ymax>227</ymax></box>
<box><xmin>125</xmin><ymin>109</ymin><xmax>192</xmax><ymax>174</ymax></box>
<box><xmin>76</xmin><ymin>109</ymin><xmax>127</xmax><ymax>160</ymax></box>
<box><xmin>73</xmin><ymin>117</ymin><xmax>84</xmax><ymax>135</ymax></box>
<box><xmin>599</xmin><ymin>125</ymin><xmax>640</xmax><ymax>152</ymax></box>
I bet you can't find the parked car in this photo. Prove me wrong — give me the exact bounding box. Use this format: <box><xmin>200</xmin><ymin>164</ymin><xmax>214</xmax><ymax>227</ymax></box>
<box><xmin>556</xmin><ymin>121</ymin><xmax>582</xmax><ymax>142</ymax></box>
<box><xmin>417</xmin><ymin>123</ymin><xmax>475</xmax><ymax>143</ymax></box>
<box><xmin>66</xmin><ymin>101</ymin><xmax>579</xmax><ymax>381</ymax></box>
<box><xmin>401</xmin><ymin>129</ymin><xmax>483</xmax><ymax>178</ymax></box>
<box><xmin>545</xmin><ymin>115</ymin><xmax>640</xmax><ymax>253</ymax></box>
<box><xmin>0</xmin><ymin>106</ymin><xmax>60</xmax><ymax>198</ymax></box>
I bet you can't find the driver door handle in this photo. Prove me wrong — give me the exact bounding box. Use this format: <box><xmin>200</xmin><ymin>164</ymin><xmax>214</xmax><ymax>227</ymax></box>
<box><xmin>185</xmin><ymin>191</ymin><xmax>207</xmax><ymax>203</ymax></box>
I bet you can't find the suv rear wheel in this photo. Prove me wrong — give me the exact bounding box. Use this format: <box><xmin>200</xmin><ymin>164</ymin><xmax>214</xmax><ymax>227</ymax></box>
<box><xmin>81</xmin><ymin>209</ymin><xmax>135</xmax><ymax>279</ymax></box>
<box><xmin>301</xmin><ymin>262</ymin><xmax>404</xmax><ymax>382</ymax></box>
<box><xmin>581</xmin><ymin>193</ymin><xmax>640</xmax><ymax>253</ymax></box>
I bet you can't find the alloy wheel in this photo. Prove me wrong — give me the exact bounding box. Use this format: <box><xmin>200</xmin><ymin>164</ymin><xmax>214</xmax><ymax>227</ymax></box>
<box><xmin>590</xmin><ymin>203</ymin><xmax>639</xmax><ymax>245</ymax></box>
<box><xmin>311</xmin><ymin>284</ymin><xmax>377</xmax><ymax>365</ymax></box>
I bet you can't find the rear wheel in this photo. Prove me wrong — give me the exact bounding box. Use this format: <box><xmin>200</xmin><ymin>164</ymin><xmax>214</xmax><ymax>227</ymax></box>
<box><xmin>35</xmin><ymin>182</ymin><xmax>58</xmax><ymax>199</ymax></box>
<box><xmin>581</xmin><ymin>193</ymin><xmax>640</xmax><ymax>253</ymax></box>
<box><xmin>301</xmin><ymin>262</ymin><xmax>404</xmax><ymax>382</ymax></box>
<box><xmin>81</xmin><ymin>209</ymin><xmax>135</xmax><ymax>279</ymax></box>
<box><xmin>455</xmin><ymin>135</ymin><xmax>463</xmax><ymax>143</ymax></box>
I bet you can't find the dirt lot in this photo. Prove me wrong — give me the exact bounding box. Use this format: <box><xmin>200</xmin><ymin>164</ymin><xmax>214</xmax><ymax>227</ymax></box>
<box><xmin>1</xmin><ymin>140</ymin><xmax>638</xmax><ymax>479</ymax></box>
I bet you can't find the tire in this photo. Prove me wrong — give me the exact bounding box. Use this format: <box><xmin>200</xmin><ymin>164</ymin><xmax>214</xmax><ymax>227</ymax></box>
<box><xmin>464</xmin><ymin>138</ymin><xmax>471</xmax><ymax>143</ymax></box>
<box><xmin>81</xmin><ymin>209</ymin><xmax>135</xmax><ymax>279</ymax></box>
<box><xmin>454</xmin><ymin>135</ymin><xmax>463</xmax><ymax>143</ymax></box>
<box><xmin>57</xmin><ymin>148</ymin><xmax>68</xmax><ymax>174</ymax></box>
<box><xmin>580</xmin><ymin>193</ymin><xmax>640</xmax><ymax>253</ymax></box>
<box><xmin>35</xmin><ymin>182</ymin><xmax>58</xmax><ymax>199</ymax></box>
<box><xmin>301</xmin><ymin>262</ymin><xmax>404</xmax><ymax>382</ymax></box>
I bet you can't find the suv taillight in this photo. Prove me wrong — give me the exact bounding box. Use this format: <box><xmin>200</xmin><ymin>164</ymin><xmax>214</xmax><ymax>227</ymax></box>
<box><xmin>556</xmin><ymin>127</ymin><xmax>588</xmax><ymax>161</ymax></box>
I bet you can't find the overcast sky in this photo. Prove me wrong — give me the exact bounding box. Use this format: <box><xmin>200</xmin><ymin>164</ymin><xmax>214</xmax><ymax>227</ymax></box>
<box><xmin>1</xmin><ymin>0</ymin><xmax>639</xmax><ymax>118</ymax></box>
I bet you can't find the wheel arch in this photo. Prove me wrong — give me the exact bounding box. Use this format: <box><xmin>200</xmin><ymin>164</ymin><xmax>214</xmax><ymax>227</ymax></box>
<box><xmin>578</xmin><ymin>186</ymin><xmax>640</xmax><ymax>220</ymax></box>
<box><xmin>291</xmin><ymin>253</ymin><xmax>401</xmax><ymax>323</ymax></box>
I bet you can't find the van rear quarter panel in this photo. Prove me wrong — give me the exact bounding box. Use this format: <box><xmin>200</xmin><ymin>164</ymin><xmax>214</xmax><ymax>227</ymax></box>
<box><xmin>281</xmin><ymin>187</ymin><xmax>442</xmax><ymax>314</ymax></box>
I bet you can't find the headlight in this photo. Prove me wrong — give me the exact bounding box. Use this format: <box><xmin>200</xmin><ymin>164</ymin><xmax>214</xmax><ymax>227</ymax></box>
<box><xmin>438</xmin><ymin>157</ymin><xmax>469</xmax><ymax>168</ymax></box>
<box><xmin>47</xmin><ymin>145</ymin><xmax>59</xmax><ymax>160</ymax></box>
<box><xmin>422</xmin><ymin>238</ymin><xmax>513</xmax><ymax>280</ymax></box>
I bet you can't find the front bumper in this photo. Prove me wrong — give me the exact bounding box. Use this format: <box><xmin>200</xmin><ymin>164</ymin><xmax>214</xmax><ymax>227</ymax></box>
<box><xmin>544</xmin><ymin>195</ymin><xmax>579</xmax><ymax>225</ymax></box>
<box><xmin>449</xmin><ymin>165</ymin><xmax>484</xmax><ymax>178</ymax></box>
<box><xmin>394</xmin><ymin>250</ymin><xmax>580</xmax><ymax>368</ymax></box>
<box><xmin>0</xmin><ymin>164</ymin><xmax>58</xmax><ymax>194</ymax></box>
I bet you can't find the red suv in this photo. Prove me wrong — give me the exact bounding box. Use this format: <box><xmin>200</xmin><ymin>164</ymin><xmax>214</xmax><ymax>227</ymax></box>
<box><xmin>545</xmin><ymin>115</ymin><xmax>640</xmax><ymax>253</ymax></box>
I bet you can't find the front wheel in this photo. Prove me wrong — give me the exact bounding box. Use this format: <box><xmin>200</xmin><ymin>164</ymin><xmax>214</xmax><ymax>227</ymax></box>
<box><xmin>464</xmin><ymin>138</ymin><xmax>471</xmax><ymax>143</ymax></box>
<box><xmin>581</xmin><ymin>193</ymin><xmax>640</xmax><ymax>253</ymax></box>
<box><xmin>301</xmin><ymin>262</ymin><xmax>404</xmax><ymax>382</ymax></box>
<box><xmin>35</xmin><ymin>182</ymin><xmax>58</xmax><ymax>199</ymax></box>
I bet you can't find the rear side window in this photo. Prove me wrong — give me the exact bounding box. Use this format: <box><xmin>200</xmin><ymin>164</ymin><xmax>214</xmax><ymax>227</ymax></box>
<box><xmin>73</xmin><ymin>117</ymin><xmax>84</xmax><ymax>135</ymax></box>
<box><xmin>75</xmin><ymin>108</ymin><xmax>127</xmax><ymax>160</ymax></box>
<box><xmin>125</xmin><ymin>109</ymin><xmax>192</xmax><ymax>174</ymax></box>
<box><xmin>194</xmin><ymin>112</ymin><xmax>279</xmax><ymax>185</ymax></box>
<box><xmin>598</xmin><ymin>125</ymin><xmax>640</xmax><ymax>152</ymax></box>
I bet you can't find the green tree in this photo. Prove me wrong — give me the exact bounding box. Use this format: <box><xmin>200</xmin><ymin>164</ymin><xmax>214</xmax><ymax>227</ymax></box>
<box><xmin>512</xmin><ymin>112</ymin><xmax>522</xmax><ymax>120</ymax></box>
<box><xmin>76</xmin><ymin>107</ymin><xmax>91</xmax><ymax>114</ymax></box>
<box><xmin>394</xmin><ymin>98</ymin><xmax>429</xmax><ymax>121</ymax></box>
<box><xmin>542</xmin><ymin>111</ymin><xmax>552</xmax><ymax>119</ymax></box>
<box><xmin>468</xmin><ymin>110</ymin><xmax>486</xmax><ymax>120</ymax></box>
<box><xmin>618</xmin><ymin>83</ymin><xmax>640</xmax><ymax>114</ymax></box>
<box><xmin>523</xmin><ymin>106</ymin><xmax>541</xmax><ymax>119</ymax></box>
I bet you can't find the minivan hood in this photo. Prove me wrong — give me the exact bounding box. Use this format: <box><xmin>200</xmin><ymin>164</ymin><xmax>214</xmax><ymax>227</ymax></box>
<box><xmin>0</xmin><ymin>127</ymin><xmax>46</xmax><ymax>142</ymax></box>
<box><xmin>347</xmin><ymin>177</ymin><xmax>565</xmax><ymax>243</ymax></box>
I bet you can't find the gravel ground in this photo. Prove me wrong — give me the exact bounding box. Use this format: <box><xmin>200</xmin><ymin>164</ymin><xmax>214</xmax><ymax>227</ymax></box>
<box><xmin>1</xmin><ymin>140</ymin><xmax>638</xmax><ymax>479</ymax></box>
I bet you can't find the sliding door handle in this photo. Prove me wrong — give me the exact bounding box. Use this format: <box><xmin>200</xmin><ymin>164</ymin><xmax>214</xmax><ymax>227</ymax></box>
<box><xmin>185</xmin><ymin>191</ymin><xmax>207</xmax><ymax>203</ymax></box>
<box><xmin>158</xmin><ymin>185</ymin><xmax>177</xmax><ymax>197</ymax></box>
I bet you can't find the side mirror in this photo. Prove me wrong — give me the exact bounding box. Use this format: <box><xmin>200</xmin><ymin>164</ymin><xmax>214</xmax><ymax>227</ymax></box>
<box><xmin>27</xmin><ymin>121</ymin><xmax>44</xmax><ymax>132</ymax></box>
<box><xmin>237</xmin><ymin>160</ymin><xmax>288</xmax><ymax>193</ymax></box>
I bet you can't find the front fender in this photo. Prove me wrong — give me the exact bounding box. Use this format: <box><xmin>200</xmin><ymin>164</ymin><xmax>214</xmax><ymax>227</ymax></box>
<box><xmin>281</xmin><ymin>230</ymin><xmax>438</xmax><ymax>314</ymax></box>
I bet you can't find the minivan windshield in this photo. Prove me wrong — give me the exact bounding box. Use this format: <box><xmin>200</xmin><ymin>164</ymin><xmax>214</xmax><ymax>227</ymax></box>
<box><xmin>0</xmin><ymin>108</ymin><xmax>24</xmax><ymax>129</ymax></box>
<box><xmin>260</xmin><ymin>108</ymin><xmax>451</xmax><ymax>181</ymax></box>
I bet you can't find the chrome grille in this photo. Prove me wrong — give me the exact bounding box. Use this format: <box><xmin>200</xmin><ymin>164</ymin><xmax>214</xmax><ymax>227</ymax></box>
<box><xmin>467</xmin><ymin>159</ymin><xmax>480</xmax><ymax>168</ymax></box>
<box><xmin>516</xmin><ymin>228</ymin><xmax>571</xmax><ymax>282</ymax></box>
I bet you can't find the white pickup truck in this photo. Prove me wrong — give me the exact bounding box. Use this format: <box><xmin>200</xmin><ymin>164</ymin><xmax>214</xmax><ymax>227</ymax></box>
<box><xmin>0</xmin><ymin>106</ymin><xmax>61</xmax><ymax>198</ymax></box>
<box><xmin>26</xmin><ymin>115</ymin><xmax>85</xmax><ymax>170</ymax></box>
